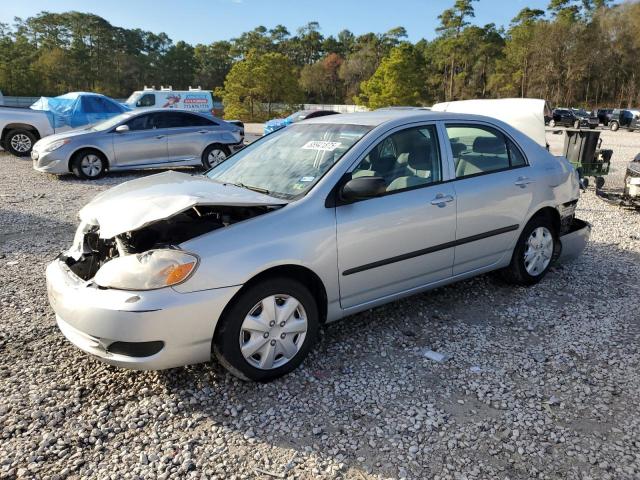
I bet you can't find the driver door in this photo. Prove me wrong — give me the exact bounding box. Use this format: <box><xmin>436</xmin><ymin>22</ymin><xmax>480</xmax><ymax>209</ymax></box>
<box><xmin>112</xmin><ymin>113</ymin><xmax>168</xmax><ymax>168</ymax></box>
<box><xmin>335</xmin><ymin>124</ymin><xmax>457</xmax><ymax>309</ymax></box>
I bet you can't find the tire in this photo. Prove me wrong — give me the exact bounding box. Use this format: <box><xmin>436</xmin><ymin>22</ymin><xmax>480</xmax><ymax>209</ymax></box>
<box><xmin>70</xmin><ymin>150</ymin><xmax>107</xmax><ymax>180</ymax></box>
<box><xmin>5</xmin><ymin>129</ymin><xmax>36</xmax><ymax>156</ymax></box>
<box><xmin>501</xmin><ymin>215</ymin><xmax>557</xmax><ymax>286</ymax></box>
<box><xmin>202</xmin><ymin>144</ymin><xmax>230</xmax><ymax>169</ymax></box>
<box><xmin>610</xmin><ymin>121</ymin><xmax>619</xmax><ymax>132</ymax></box>
<box><xmin>549</xmin><ymin>119</ymin><xmax>556</xmax><ymax>128</ymax></box>
<box><xmin>213</xmin><ymin>277</ymin><xmax>320</xmax><ymax>382</ymax></box>
<box><xmin>573</xmin><ymin>120</ymin><xmax>580</xmax><ymax>129</ymax></box>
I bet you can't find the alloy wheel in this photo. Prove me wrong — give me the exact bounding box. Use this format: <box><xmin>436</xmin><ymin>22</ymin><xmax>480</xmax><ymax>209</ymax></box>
<box><xmin>10</xmin><ymin>134</ymin><xmax>32</xmax><ymax>153</ymax></box>
<box><xmin>208</xmin><ymin>149</ymin><xmax>227</xmax><ymax>167</ymax></box>
<box><xmin>523</xmin><ymin>226</ymin><xmax>553</xmax><ymax>276</ymax></box>
<box><xmin>80</xmin><ymin>154</ymin><xmax>103</xmax><ymax>178</ymax></box>
<box><xmin>239</xmin><ymin>294</ymin><xmax>308</xmax><ymax>370</ymax></box>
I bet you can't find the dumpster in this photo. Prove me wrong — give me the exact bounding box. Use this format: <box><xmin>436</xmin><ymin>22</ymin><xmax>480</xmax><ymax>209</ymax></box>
<box><xmin>563</xmin><ymin>128</ymin><xmax>611</xmax><ymax>189</ymax></box>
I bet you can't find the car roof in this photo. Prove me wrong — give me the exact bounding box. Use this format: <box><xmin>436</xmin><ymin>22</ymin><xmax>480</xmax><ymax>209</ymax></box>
<box><xmin>302</xmin><ymin>109</ymin><xmax>505</xmax><ymax>127</ymax></box>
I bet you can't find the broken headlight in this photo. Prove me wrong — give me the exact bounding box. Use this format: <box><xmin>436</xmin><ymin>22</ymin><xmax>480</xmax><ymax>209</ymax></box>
<box><xmin>94</xmin><ymin>249</ymin><xmax>198</xmax><ymax>290</ymax></box>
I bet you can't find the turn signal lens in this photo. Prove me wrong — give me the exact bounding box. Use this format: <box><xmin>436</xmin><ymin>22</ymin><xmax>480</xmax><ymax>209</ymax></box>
<box><xmin>163</xmin><ymin>262</ymin><xmax>196</xmax><ymax>286</ymax></box>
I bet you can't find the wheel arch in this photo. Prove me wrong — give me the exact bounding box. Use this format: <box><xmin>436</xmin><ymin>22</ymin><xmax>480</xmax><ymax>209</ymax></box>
<box><xmin>68</xmin><ymin>146</ymin><xmax>110</xmax><ymax>172</ymax></box>
<box><xmin>526</xmin><ymin>206</ymin><xmax>561</xmax><ymax>235</ymax></box>
<box><xmin>2</xmin><ymin>123</ymin><xmax>41</xmax><ymax>146</ymax></box>
<box><xmin>213</xmin><ymin>264</ymin><xmax>329</xmax><ymax>339</ymax></box>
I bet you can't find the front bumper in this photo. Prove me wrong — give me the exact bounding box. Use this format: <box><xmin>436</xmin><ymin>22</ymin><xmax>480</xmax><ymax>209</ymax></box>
<box><xmin>32</xmin><ymin>149</ymin><xmax>69</xmax><ymax>174</ymax></box>
<box><xmin>46</xmin><ymin>258</ymin><xmax>242</xmax><ymax>370</ymax></box>
<box><xmin>228</xmin><ymin>141</ymin><xmax>245</xmax><ymax>153</ymax></box>
<box><xmin>557</xmin><ymin>218</ymin><xmax>591</xmax><ymax>262</ymax></box>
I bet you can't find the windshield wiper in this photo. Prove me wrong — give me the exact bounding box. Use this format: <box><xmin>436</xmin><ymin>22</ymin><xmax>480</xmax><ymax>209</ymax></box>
<box><xmin>228</xmin><ymin>182</ymin><xmax>270</xmax><ymax>195</ymax></box>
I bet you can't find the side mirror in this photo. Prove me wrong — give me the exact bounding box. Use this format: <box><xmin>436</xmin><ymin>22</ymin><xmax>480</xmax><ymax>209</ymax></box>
<box><xmin>115</xmin><ymin>124</ymin><xmax>130</xmax><ymax>133</ymax></box>
<box><xmin>340</xmin><ymin>176</ymin><xmax>386</xmax><ymax>202</ymax></box>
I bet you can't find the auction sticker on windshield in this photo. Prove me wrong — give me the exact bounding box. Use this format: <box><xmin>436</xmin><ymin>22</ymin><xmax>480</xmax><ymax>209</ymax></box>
<box><xmin>302</xmin><ymin>141</ymin><xmax>342</xmax><ymax>151</ymax></box>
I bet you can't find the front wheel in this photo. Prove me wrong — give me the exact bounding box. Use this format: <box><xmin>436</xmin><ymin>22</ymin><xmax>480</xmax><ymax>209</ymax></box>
<box><xmin>549</xmin><ymin>119</ymin><xmax>556</xmax><ymax>128</ymax></box>
<box><xmin>202</xmin><ymin>144</ymin><xmax>230</xmax><ymax>169</ymax></box>
<box><xmin>610</xmin><ymin>121</ymin><xmax>619</xmax><ymax>132</ymax></box>
<box><xmin>5</xmin><ymin>129</ymin><xmax>36</xmax><ymax>156</ymax></box>
<box><xmin>213</xmin><ymin>278</ymin><xmax>319</xmax><ymax>381</ymax></box>
<box><xmin>573</xmin><ymin>120</ymin><xmax>580</xmax><ymax>129</ymax></box>
<box><xmin>502</xmin><ymin>216</ymin><xmax>557</xmax><ymax>286</ymax></box>
<box><xmin>71</xmin><ymin>150</ymin><xmax>107</xmax><ymax>180</ymax></box>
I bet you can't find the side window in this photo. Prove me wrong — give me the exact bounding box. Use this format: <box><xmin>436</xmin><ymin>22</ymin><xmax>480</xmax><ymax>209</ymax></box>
<box><xmin>136</xmin><ymin>94</ymin><xmax>155</xmax><ymax>107</ymax></box>
<box><xmin>154</xmin><ymin>112</ymin><xmax>185</xmax><ymax>129</ymax></box>
<box><xmin>507</xmin><ymin>139</ymin><xmax>527</xmax><ymax>167</ymax></box>
<box><xmin>446</xmin><ymin>125</ymin><xmax>526</xmax><ymax>179</ymax></box>
<box><xmin>182</xmin><ymin>113</ymin><xmax>215</xmax><ymax>127</ymax></box>
<box><xmin>155</xmin><ymin>112</ymin><xmax>214</xmax><ymax>128</ymax></box>
<box><xmin>126</xmin><ymin>114</ymin><xmax>151</xmax><ymax>131</ymax></box>
<box><xmin>351</xmin><ymin>125</ymin><xmax>442</xmax><ymax>193</ymax></box>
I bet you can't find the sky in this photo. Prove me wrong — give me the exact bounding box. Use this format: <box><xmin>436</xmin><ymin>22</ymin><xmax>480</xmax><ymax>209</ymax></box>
<box><xmin>0</xmin><ymin>0</ymin><xmax>556</xmax><ymax>44</ymax></box>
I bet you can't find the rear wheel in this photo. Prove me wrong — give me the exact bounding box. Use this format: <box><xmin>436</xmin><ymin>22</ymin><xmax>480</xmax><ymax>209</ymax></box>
<box><xmin>502</xmin><ymin>216</ymin><xmax>557</xmax><ymax>286</ymax></box>
<box><xmin>71</xmin><ymin>150</ymin><xmax>107</xmax><ymax>180</ymax></box>
<box><xmin>213</xmin><ymin>277</ymin><xmax>319</xmax><ymax>381</ymax></box>
<box><xmin>549</xmin><ymin>119</ymin><xmax>556</xmax><ymax>128</ymax></box>
<box><xmin>610</xmin><ymin>121</ymin><xmax>619</xmax><ymax>131</ymax></box>
<box><xmin>573</xmin><ymin>120</ymin><xmax>580</xmax><ymax>129</ymax></box>
<box><xmin>5</xmin><ymin>129</ymin><xmax>36</xmax><ymax>156</ymax></box>
<box><xmin>202</xmin><ymin>144</ymin><xmax>230</xmax><ymax>169</ymax></box>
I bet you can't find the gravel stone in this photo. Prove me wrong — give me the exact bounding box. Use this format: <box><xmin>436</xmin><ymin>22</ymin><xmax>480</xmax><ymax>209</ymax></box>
<box><xmin>1</xmin><ymin>128</ymin><xmax>639</xmax><ymax>479</ymax></box>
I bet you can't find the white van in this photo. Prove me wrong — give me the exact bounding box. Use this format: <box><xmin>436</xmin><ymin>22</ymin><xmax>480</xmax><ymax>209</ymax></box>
<box><xmin>124</xmin><ymin>86</ymin><xmax>214</xmax><ymax>113</ymax></box>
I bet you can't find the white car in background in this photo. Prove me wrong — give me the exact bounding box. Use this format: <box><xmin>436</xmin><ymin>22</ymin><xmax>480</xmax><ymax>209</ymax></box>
<box><xmin>124</xmin><ymin>87</ymin><xmax>215</xmax><ymax>113</ymax></box>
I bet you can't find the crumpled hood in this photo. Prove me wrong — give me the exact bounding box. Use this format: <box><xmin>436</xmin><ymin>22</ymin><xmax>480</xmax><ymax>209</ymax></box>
<box><xmin>80</xmin><ymin>171</ymin><xmax>286</xmax><ymax>238</ymax></box>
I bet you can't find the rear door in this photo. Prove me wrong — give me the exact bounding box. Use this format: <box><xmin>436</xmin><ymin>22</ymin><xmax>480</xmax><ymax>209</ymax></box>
<box><xmin>444</xmin><ymin>123</ymin><xmax>533</xmax><ymax>275</ymax></box>
<box><xmin>336</xmin><ymin>123</ymin><xmax>457</xmax><ymax>309</ymax></box>
<box><xmin>112</xmin><ymin>113</ymin><xmax>168</xmax><ymax>167</ymax></box>
<box><xmin>156</xmin><ymin>111</ymin><xmax>217</xmax><ymax>165</ymax></box>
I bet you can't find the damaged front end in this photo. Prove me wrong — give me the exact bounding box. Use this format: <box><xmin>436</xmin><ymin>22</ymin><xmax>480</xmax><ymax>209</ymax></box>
<box><xmin>61</xmin><ymin>204</ymin><xmax>276</xmax><ymax>287</ymax></box>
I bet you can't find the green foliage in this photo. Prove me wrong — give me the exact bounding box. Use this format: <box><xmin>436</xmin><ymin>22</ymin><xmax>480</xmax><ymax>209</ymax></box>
<box><xmin>2</xmin><ymin>1</ymin><xmax>640</xmax><ymax>112</ymax></box>
<box><xmin>217</xmin><ymin>51</ymin><xmax>300</xmax><ymax>121</ymax></box>
<box><xmin>356</xmin><ymin>44</ymin><xmax>424</xmax><ymax>108</ymax></box>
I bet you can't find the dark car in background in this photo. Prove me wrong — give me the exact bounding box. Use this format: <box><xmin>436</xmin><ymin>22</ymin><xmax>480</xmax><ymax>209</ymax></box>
<box><xmin>263</xmin><ymin>109</ymin><xmax>338</xmax><ymax>135</ymax></box>
<box><xmin>596</xmin><ymin>108</ymin><xmax>613</xmax><ymax>126</ymax></box>
<box><xmin>608</xmin><ymin>109</ymin><xmax>640</xmax><ymax>131</ymax></box>
<box><xmin>549</xmin><ymin>108</ymin><xmax>597</xmax><ymax>129</ymax></box>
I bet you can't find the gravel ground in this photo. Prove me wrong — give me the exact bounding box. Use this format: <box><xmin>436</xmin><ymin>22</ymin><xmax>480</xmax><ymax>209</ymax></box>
<box><xmin>1</xmin><ymin>129</ymin><xmax>640</xmax><ymax>480</ymax></box>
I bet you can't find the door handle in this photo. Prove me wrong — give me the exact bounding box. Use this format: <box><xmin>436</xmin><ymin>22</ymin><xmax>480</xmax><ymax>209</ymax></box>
<box><xmin>515</xmin><ymin>176</ymin><xmax>534</xmax><ymax>188</ymax></box>
<box><xmin>430</xmin><ymin>193</ymin><xmax>454</xmax><ymax>207</ymax></box>
<box><xmin>156</xmin><ymin>135</ymin><xmax>165</xmax><ymax>139</ymax></box>
<box><xmin>197</xmin><ymin>130</ymin><xmax>208</xmax><ymax>134</ymax></box>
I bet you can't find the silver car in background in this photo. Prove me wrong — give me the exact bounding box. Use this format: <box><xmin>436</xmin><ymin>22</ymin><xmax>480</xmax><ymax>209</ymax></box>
<box><xmin>46</xmin><ymin>110</ymin><xmax>590</xmax><ymax>381</ymax></box>
<box><xmin>32</xmin><ymin>109</ymin><xmax>244</xmax><ymax>179</ymax></box>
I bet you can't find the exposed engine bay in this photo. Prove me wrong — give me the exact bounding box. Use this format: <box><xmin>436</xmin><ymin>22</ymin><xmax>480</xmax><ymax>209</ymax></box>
<box><xmin>61</xmin><ymin>205</ymin><xmax>276</xmax><ymax>281</ymax></box>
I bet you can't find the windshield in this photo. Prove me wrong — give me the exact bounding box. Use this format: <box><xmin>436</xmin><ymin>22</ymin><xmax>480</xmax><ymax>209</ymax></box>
<box><xmin>125</xmin><ymin>92</ymin><xmax>141</xmax><ymax>106</ymax></box>
<box><xmin>90</xmin><ymin>112</ymin><xmax>133</xmax><ymax>131</ymax></box>
<box><xmin>207</xmin><ymin>123</ymin><xmax>371</xmax><ymax>199</ymax></box>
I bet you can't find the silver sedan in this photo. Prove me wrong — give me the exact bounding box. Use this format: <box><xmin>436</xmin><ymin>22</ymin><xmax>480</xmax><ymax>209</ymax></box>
<box><xmin>46</xmin><ymin>110</ymin><xmax>590</xmax><ymax>381</ymax></box>
<box><xmin>31</xmin><ymin>109</ymin><xmax>244</xmax><ymax>179</ymax></box>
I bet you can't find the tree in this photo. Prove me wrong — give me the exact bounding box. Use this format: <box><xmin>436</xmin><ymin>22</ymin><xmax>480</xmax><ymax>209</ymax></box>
<box><xmin>356</xmin><ymin>44</ymin><xmax>425</xmax><ymax>108</ymax></box>
<box><xmin>299</xmin><ymin>53</ymin><xmax>344</xmax><ymax>103</ymax></box>
<box><xmin>161</xmin><ymin>41</ymin><xmax>196</xmax><ymax>89</ymax></box>
<box><xmin>194</xmin><ymin>41</ymin><xmax>233</xmax><ymax>90</ymax></box>
<box><xmin>217</xmin><ymin>51</ymin><xmax>300</xmax><ymax>121</ymax></box>
<box><xmin>339</xmin><ymin>43</ymin><xmax>379</xmax><ymax>102</ymax></box>
<box><xmin>436</xmin><ymin>0</ymin><xmax>477</xmax><ymax>100</ymax></box>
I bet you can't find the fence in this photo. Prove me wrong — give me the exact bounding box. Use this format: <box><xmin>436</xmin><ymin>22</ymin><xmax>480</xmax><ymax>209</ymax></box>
<box><xmin>1</xmin><ymin>96</ymin><xmax>369</xmax><ymax>115</ymax></box>
<box><xmin>1</xmin><ymin>96</ymin><xmax>40</xmax><ymax>107</ymax></box>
